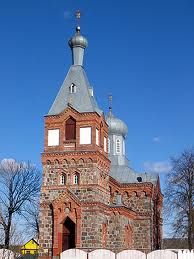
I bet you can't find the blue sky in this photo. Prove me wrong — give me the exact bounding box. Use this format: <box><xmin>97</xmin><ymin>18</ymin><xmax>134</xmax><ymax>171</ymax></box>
<box><xmin>0</xmin><ymin>0</ymin><xmax>193</xmax><ymax>189</ymax></box>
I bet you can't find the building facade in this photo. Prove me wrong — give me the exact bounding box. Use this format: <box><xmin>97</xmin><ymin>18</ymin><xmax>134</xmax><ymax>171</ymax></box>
<box><xmin>21</xmin><ymin>239</ymin><xmax>39</xmax><ymax>255</ymax></box>
<box><xmin>39</xmin><ymin>26</ymin><xmax>163</xmax><ymax>259</ymax></box>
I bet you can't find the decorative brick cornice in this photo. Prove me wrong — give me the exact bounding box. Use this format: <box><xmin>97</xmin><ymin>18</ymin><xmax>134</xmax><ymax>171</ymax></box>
<box><xmin>109</xmin><ymin>206</ymin><xmax>151</xmax><ymax>219</ymax></box>
<box><xmin>81</xmin><ymin>201</ymin><xmax>151</xmax><ymax>219</ymax></box>
<box><xmin>42</xmin><ymin>184</ymin><xmax>109</xmax><ymax>194</ymax></box>
<box><xmin>109</xmin><ymin>175</ymin><xmax>153</xmax><ymax>188</ymax></box>
<box><xmin>44</xmin><ymin>106</ymin><xmax>101</xmax><ymax>119</ymax></box>
<box><xmin>42</xmin><ymin>150</ymin><xmax>110</xmax><ymax>160</ymax></box>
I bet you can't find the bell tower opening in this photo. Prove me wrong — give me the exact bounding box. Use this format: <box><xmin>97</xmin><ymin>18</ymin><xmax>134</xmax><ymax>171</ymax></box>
<box><xmin>62</xmin><ymin>217</ymin><xmax>76</xmax><ymax>251</ymax></box>
<box><xmin>65</xmin><ymin>117</ymin><xmax>76</xmax><ymax>140</ymax></box>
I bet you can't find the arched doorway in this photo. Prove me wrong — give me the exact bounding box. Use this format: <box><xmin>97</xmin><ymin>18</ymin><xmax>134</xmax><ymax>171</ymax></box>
<box><xmin>62</xmin><ymin>217</ymin><xmax>76</xmax><ymax>251</ymax></box>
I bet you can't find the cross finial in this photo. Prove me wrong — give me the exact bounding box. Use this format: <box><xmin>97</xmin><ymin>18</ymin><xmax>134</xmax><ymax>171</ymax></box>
<box><xmin>75</xmin><ymin>10</ymin><xmax>81</xmax><ymax>33</ymax></box>
<box><xmin>108</xmin><ymin>94</ymin><xmax>113</xmax><ymax>112</ymax></box>
<box><xmin>76</xmin><ymin>10</ymin><xmax>81</xmax><ymax>21</ymax></box>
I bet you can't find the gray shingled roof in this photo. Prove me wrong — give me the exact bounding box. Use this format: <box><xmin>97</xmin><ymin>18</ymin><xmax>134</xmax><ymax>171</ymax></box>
<box><xmin>110</xmin><ymin>165</ymin><xmax>158</xmax><ymax>184</ymax></box>
<box><xmin>48</xmin><ymin>65</ymin><xmax>102</xmax><ymax>115</ymax></box>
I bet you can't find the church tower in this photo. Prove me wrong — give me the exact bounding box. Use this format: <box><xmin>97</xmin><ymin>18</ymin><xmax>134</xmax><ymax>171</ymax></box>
<box><xmin>39</xmin><ymin>23</ymin><xmax>163</xmax><ymax>259</ymax></box>
<box><xmin>39</xmin><ymin>26</ymin><xmax>111</xmax><ymax>259</ymax></box>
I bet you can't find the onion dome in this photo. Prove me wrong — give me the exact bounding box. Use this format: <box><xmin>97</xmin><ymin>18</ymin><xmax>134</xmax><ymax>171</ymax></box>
<box><xmin>106</xmin><ymin>110</ymin><xmax>128</xmax><ymax>137</ymax></box>
<box><xmin>69</xmin><ymin>26</ymin><xmax>88</xmax><ymax>49</ymax></box>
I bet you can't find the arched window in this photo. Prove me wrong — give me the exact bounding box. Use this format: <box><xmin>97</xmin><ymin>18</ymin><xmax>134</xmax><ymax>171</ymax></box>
<box><xmin>73</xmin><ymin>173</ymin><xmax>79</xmax><ymax>185</ymax></box>
<box><xmin>69</xmin><ymin>83</ymin><xmax>76</xmax><ymax>93</ymax></box>
<box><xmin>88</xmin><ymin>158</ymin><xmax>92</xmax><ymax>163</ymax></box>
<box><xmin>116</xmin><ymin>139</ymin><xmax>121</xmax><ymax>154</ymax></box>
<box><xmin>46</xmin><ymin>160</ymin><xmax>51</xmax><ymax>167</ymax></box>
<box><xmin>70</xmin><ymin>158</ymin><xmax>76</xmax><ymax>166</ymax></box>
<box><xmin>115</xmin><ymin>192</ymin><xmax>122</xmax><ymax>205</ymax></box>
<box><xmin>79</xmin><ymin>158</ymin><xmax>84</xmax><ymax>165</ymax></box>
<box><xmin>63</xmin><ymin>159</ymin><xmax>68</xmax><ymax>167</ymax></box>
<box><xmin>54</xmin><ymin>159</ymin><xmax>59</xmax><ymax>165</ymax></box>
<box><xmin>60</xmin><ymin>173</ymin><xmax>66</xmax><ymax>185</ymax></box>
<box><xmin>65</xmin><ymin>117</ymin><xmax>76</xmax><ymax>140</ymax></box>
<box><xmin>108</xmin><ymin>138</ymin><xmax>110</xmax><ymax>153</ymax></box>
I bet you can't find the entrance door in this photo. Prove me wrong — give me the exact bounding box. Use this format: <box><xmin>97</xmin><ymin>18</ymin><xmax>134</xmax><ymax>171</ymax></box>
<box><xmin>62</xmin><ymin>217</ymin><xmax>76</xmax><ymax>251</ymax></box>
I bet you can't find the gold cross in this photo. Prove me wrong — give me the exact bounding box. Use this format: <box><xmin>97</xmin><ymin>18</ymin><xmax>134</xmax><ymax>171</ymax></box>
<box><xmin>76</xmin><ymin>10</ymin><xmax>81</xmax><ymax>20</ymax></box>
<box><xmin>108</xmin><ymin>94</ymin><xmax>113</xmax><ymax>111</ymax></box>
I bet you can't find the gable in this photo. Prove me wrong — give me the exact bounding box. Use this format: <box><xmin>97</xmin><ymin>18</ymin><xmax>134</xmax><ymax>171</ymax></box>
<box><xmin>48</xmin><ymin>65</ymin><xmax>102</xmax><ymax>116</ymax></box>
<box><xmin>21</xmin><ymin>239</ymin><xmax>39</xmax><ymax>250</ymax></box>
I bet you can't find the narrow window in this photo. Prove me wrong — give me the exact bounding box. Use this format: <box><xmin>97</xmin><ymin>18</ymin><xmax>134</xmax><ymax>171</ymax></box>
<box><xmin>69</xmin><ymin>83</ymin><xmax>76</xmax><ymax>93</ymax></box>
<box><xmin>73</xmin><ymin>173</ymin><xmax>79</xmax><ymax>185</ymax></box>
<box><xmin>46</xmin><ymin>160</ymin><xmax>51</xmax><ymax>167</ymax></box>
<box><xmin>104</xmin><ymin>137</ymin><xmax>107</xmax><ymax>152</ymax></box>
<box><xmin>108</xmin><ymin>138</ymin><xmax>110</xmax><ymax>153</ymax></box>
<box><xmin>96</xmin><ymin>128</ymin><xmax>99</xmax><ymax>146</ymax></box>
<box><xmin>65</xmin><ymin>117</ymin><xmax>76</xmax><ymax>140</ymax></box>
<box><xmin>60</xmin><ymin>173</ymin><xmax>66</xmax><ymax>185</ymax></box>
<box><xmin>116</xmin><ymin>139</ymin><xmax>121</xmax><ymax>154</ymax></box>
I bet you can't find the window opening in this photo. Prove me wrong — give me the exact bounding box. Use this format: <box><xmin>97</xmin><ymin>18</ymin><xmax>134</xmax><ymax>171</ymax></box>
<box><xmin>116</xmin><ymin>139</ymin><xmax>121</xmax><ymax>154</ymax></box>
<box><xmin>65</xmin><ymin>117</ymin><xmax>76</xmax><ymax>140</ymax></box>
<box><xmin>69</xmin><ymin>83</ymin><xmax>76</xmax><ymax>93</ymax></box>
<box><xmin>73</xmin><ymin>173</ymin><xmax>79</xmax><ymax>185</ymax></box>
<box><xmin>61</xmin><ymin>174</ymin><xmax>66</xmax><ymax>185</ymax></box>
<box><xmin>108</xmin><ymin>138</ymin><xmax>110</xmax><ymax>153</ymax></box>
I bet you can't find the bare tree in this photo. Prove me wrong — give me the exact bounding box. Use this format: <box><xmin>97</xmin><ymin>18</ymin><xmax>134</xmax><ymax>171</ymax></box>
<box><xmin>164</xmin><ymin>148</ymin><xmax>194</xmax><ymax>249</ymax></box>
<box><xmin>0</xmin><ymin>159</ymin><xmax>41</xmax><ymax>249</ymax></box>
<box><xmin>23</xmin><ymin>201</ymin><xmax>40</xmax><ymax>238</ymax></box>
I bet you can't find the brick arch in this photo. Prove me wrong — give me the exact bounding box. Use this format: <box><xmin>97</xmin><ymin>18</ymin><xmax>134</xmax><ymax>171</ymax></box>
<box><xmin>46</xmin><ymin>159</ymin><xmax>51</xmax><ymax>165</ymax></box>
<box><xmin>113</xmin><ymin>190</ymin><xmax>120</xmax><ymax>204</ymax></box>
<box><xmin>70</xmin><ymin>158</ymin><xmax>76</xmax><ymax>166</ymax></box>
<box><xmin>52</xmin><ymin>191</ymin><xmax>81</xmax><ymax>256</ymax></box>
<box><xmin>72</xmin><ymin>172</ymin><xmax>80</xmax><ymax>185</ymax></box>
<box><xmin>58</xmin><ymin>171</ymin><xmax>67</xmax><ymax>185</ymax></box>
<box><xmin>131</xmin><ymin>191</ymin><xmax>137</xmax><ymax>197</ymax></box>
<box><xmin>88</xmin><ymin>157</ymin><xmax>93</xmax><ymax>164</ymax></box>
<box><xmin>60</xmin><ymin>212</ymin><xmax>76</xmax><ymax>225</ymax></box>
<box><xmin>140</xmin><ymin>191</ymin><xmax>147</xmax><ymax>197</ymax></box>
<box><xmin>63</xmin><ymin>159</ymin><xmax>69</xmax><ymax>166</ymax></box>
<box><xmin>78</xmin><ymin>158</ymin><xmax>84</xmax><ymax>165</ymax></box>
<box><xmin>124</xmin><ymin>191</ymin><xmax>129</xmax><ymax>197</ymax></box>
<box><xmin>54</xmin><ymin>159</ymin><xmax>60</xmax><ymax>165</ymax></box>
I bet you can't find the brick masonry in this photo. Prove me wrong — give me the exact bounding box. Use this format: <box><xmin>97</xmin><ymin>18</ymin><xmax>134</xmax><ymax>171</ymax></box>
<box><xmin>38</xmin><ymin>106</ymin><xmax>163</xmax><ymax>259</ymax></box>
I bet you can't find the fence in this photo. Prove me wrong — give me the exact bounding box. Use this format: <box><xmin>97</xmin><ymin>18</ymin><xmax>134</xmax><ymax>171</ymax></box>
<box><xmin>0</xmin><ymin>248</ymin><xmax>193</xmax><ymax>259</ymax></box>
<box><xmin>16</xmin><ymin>254</ymin><xmax>39</xmax><ymax>259</ymax></box>
<box><xmin>60</xmin><ymin>249</ymin><xmax>194</xmax><ymax>259</ymax></box>
<box><xmin>0</xmin><ymin>249</ymin><xmax>38</xmax><ymax>259</ymax></box>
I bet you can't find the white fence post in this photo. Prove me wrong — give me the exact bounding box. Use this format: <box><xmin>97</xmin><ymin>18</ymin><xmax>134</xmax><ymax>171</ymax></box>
<box><xmin>178</xmin><ymin>250</ymin><xmax>194</xmax><ymax>259</ymax></box>
<box><xmin>116</xmin><ymin>249</ymin><xmax>146</xmax><ymax>259</ymax></box>
<box><xmin>147</xmin><ymin>250</ymin><xmax>178</xmax><ymax>259</ymax></box>
<box><xmin>0</xmin><ymin>249</ymin><xmax>14</xmax><ymax>259</ymax></box>
<box><xmin>88</xmin><ymin>249</ymin><xmax>115</xmax><ymax>259</ymax></box>
<box><xmin>60</xmin><ymin>248</ymin><xmax>87</xmax><ymax>259</ymax></box>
